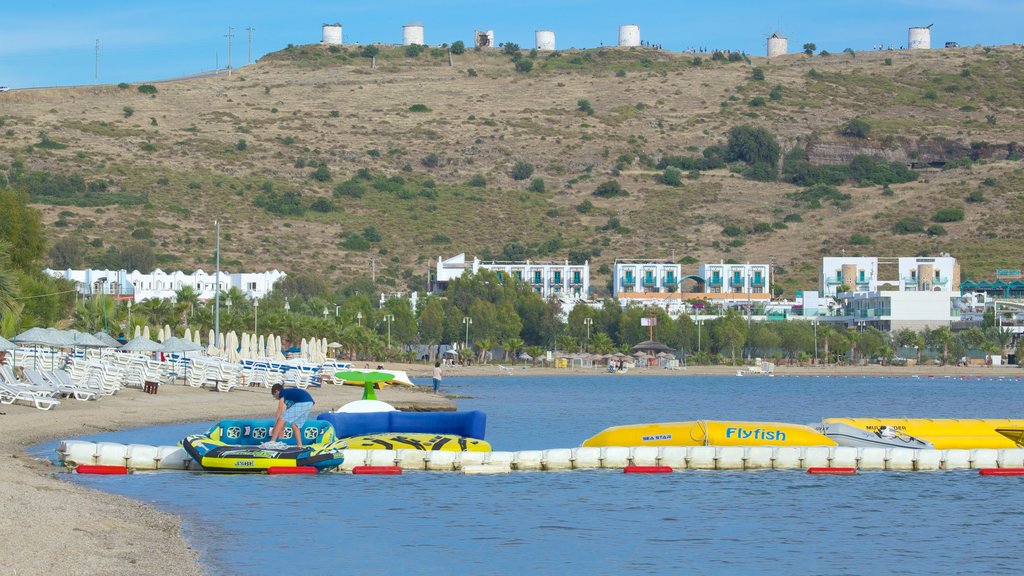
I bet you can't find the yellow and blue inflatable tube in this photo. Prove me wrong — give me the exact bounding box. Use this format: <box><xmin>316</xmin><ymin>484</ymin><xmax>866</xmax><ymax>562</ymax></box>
<box><xmin>182</xmin><ymin>419</ymin><xmax>346</xmax><ymax>473</ymax></box>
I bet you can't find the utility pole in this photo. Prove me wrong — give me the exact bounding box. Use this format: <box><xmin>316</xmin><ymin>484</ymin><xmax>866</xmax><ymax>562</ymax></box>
<box><xmin>226</xmin><ymin>26</ymin><xmax>234</xmax><ymax>75</ymax></box>
<box><xmin>94</xmin><ymin>39</ymin><xmax>99</xmax><ymax>83</ymax></box>
<box><xmin>246</xmin><ymin>26</ymin><xmax>255</xmax><ymax>64</ymax></box>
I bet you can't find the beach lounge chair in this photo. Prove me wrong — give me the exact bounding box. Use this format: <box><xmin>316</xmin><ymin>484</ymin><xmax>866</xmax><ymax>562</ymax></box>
<box><xmin>23</xmin><ymin>369</ymin><xmax>98</xmax><ymax>401</ymax></box>
<box><xmin>44</xmin><ymin>370</ymin><xmax>100</xmax><ymax>401</ymax></box>
<box><xmin>0</xmin><ymin>378</ymin><xmax>61</xmax><ymax>410</ymax></box>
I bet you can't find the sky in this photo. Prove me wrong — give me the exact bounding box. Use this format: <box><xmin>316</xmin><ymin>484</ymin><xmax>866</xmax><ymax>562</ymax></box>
<box><xmin>1</xmin><ymin>0</ymin><xmax>1022</xmax><ymax>88</ymax></box>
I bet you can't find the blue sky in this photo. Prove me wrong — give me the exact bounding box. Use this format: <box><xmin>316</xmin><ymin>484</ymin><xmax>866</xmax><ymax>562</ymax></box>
<box><xmin>1</xmin><ymin>0</ymin><xmax>1022</xmax><ymax>88</ymax></box>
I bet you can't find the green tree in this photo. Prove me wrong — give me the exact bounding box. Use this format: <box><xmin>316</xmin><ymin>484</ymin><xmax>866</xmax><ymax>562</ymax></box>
<box><xmin>418</xmin><ymin>298</ymin><xmax>445</xmax><ymax>360</ymax></box>
<box><xmin>841</xmin><ymin>117</ymin><xmax>871</xmax><ymax>138</ymax></box>
<box><xmin>713</xmin><ymin>309</ymin><xmax>747</xmax><ymax>364</ymax></box>
<box><xmin>803</xmin><ymin>43</ymin><xmax>817</xmax><ymax>56</ymax></box>
<box><xmin>0</xmin><ymin>188</ymin><xmax>47</xmax><ymax>270</ymax></box>
<box><xmin>725</xmin><ymin>125</ymin><xmax>781</xmax><ymax>170</ymax></box>
<box><xmin>0</xmin><ymin>241</ymin><xmax>19</xmax><ymax>320</ymax></box>
<box><xmin>450</xmin><ymin>40</ymin><xmax>466</xmax><ymax>55</ymax></box>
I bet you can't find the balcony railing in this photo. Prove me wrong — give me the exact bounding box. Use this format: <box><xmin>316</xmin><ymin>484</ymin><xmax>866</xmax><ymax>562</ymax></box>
<box><xmin>708</xmin><ymin>278</ymin><xmax>722</xmax><ymax>286</ymax></box>
<box><xmin>642</xmin><ymin>278</ymin><xmax>657</xmax><ymax>287</ymax></box>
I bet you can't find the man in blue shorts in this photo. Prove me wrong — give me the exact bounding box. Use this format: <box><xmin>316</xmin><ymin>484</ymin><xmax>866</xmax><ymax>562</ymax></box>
<box><xmin>268</xmin><ymin>383</ymin><xmax>315</xmax><ymax>448</ymax></box>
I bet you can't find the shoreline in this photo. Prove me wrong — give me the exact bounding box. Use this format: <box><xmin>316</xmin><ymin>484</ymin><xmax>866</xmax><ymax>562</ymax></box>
<box><xmin>1</xmin><ymin>364</ymin><xmax>1020</xmax><ymax>575</ymax></box>
<box><xmin>0</xmin><ymin>382</ymin><xmax>452</xmax><ymax>576</ymax></box>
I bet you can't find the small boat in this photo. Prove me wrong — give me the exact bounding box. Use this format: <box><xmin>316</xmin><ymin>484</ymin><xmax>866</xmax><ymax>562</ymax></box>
<box><xmin>182</xmin><ymin>419</ymin><xmax>346</xmax><ymax>473</ymax></box>
<box><xmin>816</xmin><ymin>422</ymin><xmax>933</xmax><ymax>449</ymax></box>
<box><xmin>581</xmin><ymin>420</ymin><xmax>834</xmax><ymax>448</ymax></box>
<box><xmin>820</xmin><ymin>418</ymin><xmax>1024</xmax><ymax>450</ymax></box>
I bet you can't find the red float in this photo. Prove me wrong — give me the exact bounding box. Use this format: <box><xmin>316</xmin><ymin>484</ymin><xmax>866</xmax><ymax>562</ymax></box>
<box><xmin>267</xmin><ymin>466</ymin><xmax>318</xmax><ymax>475</ymax></box>
<box><xmin>979</xmin><ymin>468</ymin><xmax>1024</xmax><ymax>476</ymax></box>
<box><xmin>807</xmin><ymin>467</ymin><xmax>856</xmax><ymax>475</ymax></box>
<box><xmin>352</xmin><ymin>466</ymin><xmax>403</xmax><ymax>475</ymax></box>
<box><xmin>624</xmin><ymin>466</ymin><xmax>673</xmax><ymax>474</ymax></box>
<box><xmin>75</xmin><ymin>465</ymin><xmax>128</xmax><ymax>475</ymax></box>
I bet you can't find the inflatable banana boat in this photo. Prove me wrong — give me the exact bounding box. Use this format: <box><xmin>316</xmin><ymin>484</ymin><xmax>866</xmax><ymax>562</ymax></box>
<box><xmin>582</xmin><ymin>421</ymin><xmax>835</xmax><ymax>448</ymax></box>
<box><xmin>182</xmin><ymin>420</ymin><xmax>346</xmax><ymax>473</ymax></box>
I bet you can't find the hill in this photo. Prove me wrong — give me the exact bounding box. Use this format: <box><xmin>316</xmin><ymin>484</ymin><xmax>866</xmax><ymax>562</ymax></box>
<box><xmin>2</xmin><ymin>43</ymin><xmax>1023</xmax><ymax>297</ymax></box>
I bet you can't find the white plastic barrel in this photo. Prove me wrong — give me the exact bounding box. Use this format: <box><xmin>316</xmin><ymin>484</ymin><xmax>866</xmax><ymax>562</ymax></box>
<box><xmin>365</xmin><ymin>449</ymin><xmax>399</xmax><ymax>468</ymax></box>
<box><xmin>156</xmin><ymin>446</ymin><xmax>191</xmax><ymax>470</ymax></box>
<box><xmin>970</xmin><ymin>449</ymin><xmax>999</xmax><ymax>469</ymax></box>
<box><xmin>126</xmin><ymin>444</ymin><xmax>160</xmax><ymax>470</ymax></box>
<box><xmin>485</xmin><ymin>451</ymin><xmax>514</xmax><ymax>468</ymax></box>
<box><xmin>394</xmin><ymin>449</ymin><xmax>426</xmax><ymax>470</ymax></box>
<box><xmin>95</xmin><ymin>442</ymin><xmax>129</xmax><ymax>467</ymax></box>
<box><xmin>60</xmin><ymin>440</ymin><xmax>98</xmax><ymax>467</ymax></box>
<box><xmin>997</xmin><ymin>449</ymin><xmax>1024</xmax><ymax>468</ymax></box>
<box><xmin>830</xmin><ymin>447</ymin><xmax>859</xmax><ymax>468</ymax></box>
<box><xmin>744</xmin><ymin>447</ymin><xmax>774</xmax><ymax>469</ymax></box>
<box><xmin>513</xmin><ymin>450</ymin><xmax>544</xmax><ymax>471</ymax></box>
<box><xmin>772</xmin><ymin>447</ymin><xmax>802</xmax><ymax>469</ymax></box>
<box><xmin>458</xmin><ymin>451</ymin><xmax>488</xmax><ymax>468</ymax></box>
<box><xmin>942</xmin><ymin>450</ymin><xmax>971</xmax><ymax>470</ymax></box>
<box><xmin>339</xmin><ymin>450</ymin><xmax>368</xmax><ymax>471</ymax></box>
<box><xmin>426</xmin><ymin>451</ymin><xmax>458</xmax><ymax>471</ymax></box>
<box><xmin>857</xmin><ymin>448</ymin><xmax>887</xmax><ymax>470</ymax></box>
<box><xmin>717</xmin><ymin>446</ymin><xmax>745</xmax><ymax>469</ymax></box>
<box><xmin>887</xmin><ymin>448</ymin><xmax>916</xmax><ymax>471</ymax></box>
<box><xmin>630</xmin><ymin>446</ymin><xmax>660</xmax><ymax>467</ymax></box>
<box><xmin>463</xmin><ymin>464</ymin><xmax>511</xmax><ymax>475</ymax></box>
<box><xmin>572</xmin><ymin>447</ymin><xmax>603</xmax><ymax>469</ymax></box>
<box><xmin>688</xmin><ymin>446</ymin><xmax>717</xmax><ymax>469</ymax></box>
<box><xmin>658</xmin><ymin>446</ymin><xmax>689</xmax><ymax>469</ymax></box>
<box><xmin>803</xmin><ymin>446</ymin><xmax>832</xmax><ymax>468</ymax></box>
<box><xmin>601</xmin><ymin>447</ymin><xmax>630</xmax><ymax>469</ymax></box>
<box><xmin>914</xmin><ymin>450</ymin><xmax>942</xmax><ymax>471</ymax></box>
<box><xmin>542</xmin><ymin>449</ymin><xmax>574</xmax><ymax>471</ymax></box>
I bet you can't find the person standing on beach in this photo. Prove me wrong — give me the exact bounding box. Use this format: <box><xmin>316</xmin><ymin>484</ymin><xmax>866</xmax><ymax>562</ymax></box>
<box><xmin>267</xmin><ymin>384</ymin><xmax>315</xmax><ymax>448</ymax></box>
<box><xmin>432</xmin><ymin>361</ymin><xmax>443</xmax><ymax>394</ymax></box>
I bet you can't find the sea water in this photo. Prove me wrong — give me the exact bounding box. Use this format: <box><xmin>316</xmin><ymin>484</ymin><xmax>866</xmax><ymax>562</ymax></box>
<box><xmin>38</xmin><ymin>375</ymin><xmax>1024</xmax><ymax>575</ymax></box>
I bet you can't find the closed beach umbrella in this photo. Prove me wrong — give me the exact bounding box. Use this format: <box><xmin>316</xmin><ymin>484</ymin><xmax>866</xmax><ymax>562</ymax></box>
<box><xmin>193</xmin><ymin>330</ymin><xmax>202</xmax><ymax>348</ymax></box>
<box><xmin>163</xmin><ymin>324</ymin><xmax>173</xmax><ymax>342</ymax></box>
<box><xmin>258</xmin><ymin>335</ymin><xmax>266</xmax><ymax>358</ymax></box>
<box><xmin>142</xmin><ymin>325</ymin><xmax>151</xmax><ymax>340</ymax></box>
<box><xmin>184</xmin><ymin>327</ymin><xmax>192</xmax><ymax>345</ymax></box>
<box><xmin>134</xmin><ymin>325</ymin><xmax>142</xmax><ymax>339</ymax></box>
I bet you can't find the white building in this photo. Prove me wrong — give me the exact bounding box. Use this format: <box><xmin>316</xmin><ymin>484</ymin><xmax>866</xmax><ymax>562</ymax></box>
<box><xmin>612</xmin><ymin>260</ymin><xmax>681</xmax><ymax>297</ymax></box>
<box><xmin>45</xmin><ymin>268</ymin><xmax>286</xmax><ymax>302</ymax></box>
<box><xmin>698</xmin><ymin>261</ymin><xmax>771</xmax><ymax>298</ymax></box>
<box><xmin>821</xmin><ymin>256</ymin><xmax>959</xmax><ymax>297</ymax></box>
<box><xmin>820</xmin><ymin>255</ymin><xmax>962</xmax><ymax>331</ymax></box>
<box><xmin>432</xmin><ymin>253</ymin><xmax>589</xmax><ymax>300</ymax></box>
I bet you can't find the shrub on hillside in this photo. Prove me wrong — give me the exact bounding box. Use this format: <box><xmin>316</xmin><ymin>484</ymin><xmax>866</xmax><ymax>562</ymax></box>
<box><xmin>932</xmin><ymin>207</ymin><xmax>965</xmax><ymax>222</ymax></box>
<box><xmin>893</xmin><ymin>217</ymin><xmax>925</xmax><ymax>234</ymax></box>
<box><xmin>593</xmin><ymin>180</ymin><xmax>627</xmax><ymax>198</ymax></box>
<box><xmin>137</xmin><ymin>84</ymin><xmax>158</xmax><ymax>95</ymax></box>
<box><xmin>725</xmin><ymin>125</ymin><xmax>780</xmax><ymax>169</ymax></box>
<box><xmin>467</xmin><ymin>174</ymin><xmax>487</xmax><ymax>187</ymax></box>
<box><xmin>577</xmin><ymin>99</ymin><xmax>594</xmax><ymax>115</ymax></box>
<box><xmin>529</xmin><ymin>178</ymin><xmax>546</xmax><ymax>193</ymax></box>
<box><xmin>515</xmin><ymin>60</ymin><xmax>533</xmax><ymax>73</ymax></box>
<box><xmin>450</xmin><ymin>40</ymin><xmax>465</xmax><ymax>55</ymax></box>
<box><xmin>510</xmin><ymin>161</ymin><xmax>534</xmax><ymax>181</ymax></box>
<box><xmin>408</xmin><ymin>104</ymin><xmax>431</xmax><ymax>113</ymax></box>
<box><xmin>841</xmin><ymin>117</ymin><xmax>871</xmax><ymax>138</ymax></box>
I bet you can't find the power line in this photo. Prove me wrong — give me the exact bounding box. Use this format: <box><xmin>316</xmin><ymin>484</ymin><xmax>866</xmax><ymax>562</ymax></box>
<box><xmin>225</xmin><ymin>26</ymin><xmax>234</xmax><ymax>75</ymax></box>
<box><xmin>246</xmin><ymin>26</ymin><xmax>254</xmax><ymax>65</ymax></box>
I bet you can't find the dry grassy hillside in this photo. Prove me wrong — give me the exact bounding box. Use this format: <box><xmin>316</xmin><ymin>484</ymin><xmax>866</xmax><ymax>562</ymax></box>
<box><xmin>1</xmin><ymin>43</ymin><xmax>1023</xmax><ymax>296</ymax></box>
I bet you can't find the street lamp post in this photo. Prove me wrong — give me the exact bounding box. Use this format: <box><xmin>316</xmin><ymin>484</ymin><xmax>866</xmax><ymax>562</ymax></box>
<box><xmin>384</xmin><ymin>314</ymin><xmax>394</xmax><ymax>349</ymax></box>
<box><xmin>356</xmin><ymin>311</ymin><xmax>363</xmax><ymax>326</ymax></box>
<box><xmin>253</xmin><ymin>298</ymin><xmax>259</xmax><ymax>334</ymax></box>
<box><xmin>583</xmin><ymin>317</ymin><xmax>593</xmax><ymax>351</ymax></box>
<box><xmin>696</xmin><ymin>317</ymin><xmax>703</xmax><ymax>353</ymax></box>
<box><xmin>812</xmin><ymin>318</ymin><xmax>819</xmax><ymax>365</ymax></box>
<box><xmin>463</xmin><ymin>316</ymin><xmax>473</xmax><ymax>348</ymax></box>
<box><xmin>323</xmin><ymin>308</ymin><xmax>329</xmax><ymax>320</ymax></box>
<box><xmin>284</xmin><ymin>298</ymin><xmax>290</xmax><ymax>313</ymax></box>
<box><xmin>127</xmin><ymin>299</ymin><xmax>132</xmax><ymax>332</ymax></box>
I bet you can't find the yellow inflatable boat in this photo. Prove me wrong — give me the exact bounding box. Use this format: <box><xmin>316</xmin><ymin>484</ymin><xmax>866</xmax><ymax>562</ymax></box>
<box><xmin>581</xmin><ymin>421</ymin><xmax>835</xmax><ymax>448</ymax></box>
<box><xmin>338</xmin><ymin>432</ymin><xmax>491</xmax><ymax>452</ymax></box>
<box><xmin>821</xmin><ymin>418</ymin><xmax>1024</xmax><ymax>450</ymax></box>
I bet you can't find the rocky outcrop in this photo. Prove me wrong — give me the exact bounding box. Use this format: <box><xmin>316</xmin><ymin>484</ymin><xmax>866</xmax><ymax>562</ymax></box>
<box><xmin>806</xmin><ymin>137</ymin><xmax>1017</xmax><ymax>168</ymax></box>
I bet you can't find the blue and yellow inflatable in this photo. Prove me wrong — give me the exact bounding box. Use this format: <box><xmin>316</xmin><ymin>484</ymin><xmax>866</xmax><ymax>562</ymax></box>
<box><xmin>182</xmin><ymin>420</ymin><xmax>346</xmax><ymax>473</ymax></box>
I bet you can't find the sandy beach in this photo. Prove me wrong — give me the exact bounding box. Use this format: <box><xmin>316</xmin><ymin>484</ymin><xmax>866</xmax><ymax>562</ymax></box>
<box><xmin>1</xmin><ymin>363</ymin><xmax>1020</xmax><ymax>576</ymax></box>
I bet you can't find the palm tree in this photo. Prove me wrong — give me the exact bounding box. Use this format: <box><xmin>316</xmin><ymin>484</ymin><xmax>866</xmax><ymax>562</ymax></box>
<box><xmin>475</xmin><ymin>337</ymin><xmax>494</xmax><ymax>364</ymax></box>
<box><xmin>503</xmin><ymin>337</ymin><xmax>524</xmax><ymax>362</ymax></box>
<box><xmin>174</xmin><ymin>285</ymin><xmax>200</xmax><ymax>327</ymax></box>
<box><xmin>525</xmin><ymin>345</ymin><xmax>545</xmax><ymax>367</ymax></box>
<box><xmin>590</xmin><ymin>332</ymin><xmax>615</xmax><ymax>354</ymax></box>
<box><xmin>0</xmin><ymin>240</ymin><xmax>19</xmax><ymax>320</ymax></box>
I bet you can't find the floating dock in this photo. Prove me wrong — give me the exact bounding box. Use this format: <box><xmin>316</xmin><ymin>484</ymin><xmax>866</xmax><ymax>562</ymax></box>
<box><xmin>59</xmin><ymin>440</ymin><xmax>1024</xmax><ymax>474</ymax></box>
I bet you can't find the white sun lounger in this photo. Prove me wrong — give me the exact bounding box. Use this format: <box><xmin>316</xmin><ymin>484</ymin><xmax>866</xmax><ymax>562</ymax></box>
<box><xmin>0</xmin><ymin>379</ymin><xmax>61</xmax><ymax>410</ymax></box>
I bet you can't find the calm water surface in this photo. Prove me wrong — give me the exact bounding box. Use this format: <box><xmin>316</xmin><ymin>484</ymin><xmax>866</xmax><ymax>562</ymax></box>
<box><xmin>40</xmin><ymin>375</ymin><xmax>1024</xmax><ymax>575</ymax></box>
